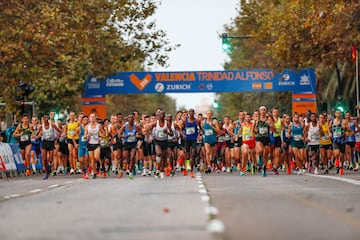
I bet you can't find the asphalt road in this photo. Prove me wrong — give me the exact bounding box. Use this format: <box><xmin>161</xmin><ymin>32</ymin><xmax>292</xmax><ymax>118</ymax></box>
<box><xmin>1</xmin><ymin>170</ymin><xmax>360</xmax><ymax>240</ymax></box>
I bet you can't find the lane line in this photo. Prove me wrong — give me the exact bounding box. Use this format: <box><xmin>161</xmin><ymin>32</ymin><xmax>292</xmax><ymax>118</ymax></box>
<box><xmin>28</xmin><ymin>189</ymin><xmax>42</xmax><ymax>193</ymax></box>
<box><xmin>306</xmin><ymin>174</ymin><xmax>360</xmax><ymax>186</ymax></box>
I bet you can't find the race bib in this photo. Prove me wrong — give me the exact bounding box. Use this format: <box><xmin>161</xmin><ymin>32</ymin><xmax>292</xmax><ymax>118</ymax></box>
<box><xmin>69</xmin><ymin>129</ymin><xmax>75</xmax><ymax>136</ymax></box>
<box><xmin>333</xmin><ymin>131</ymin><xmax>342</xmax><ymax>138</ymax></box>
<box><xmin>100</xmin><ymin>139</ymin><xmax>108</xmax><ymax>147</ymax></box>
<box><xmin>259</xmin><ymin>127</ymin><xmax>268</xmax><ymax>135</ymax></box>
<box><xmin>90</xmin><ymin>133</ymin><xmax>99</xmax><ymax>142</ymax></box>
<box><xmin>311</xmin><ymin>134</ymin><xmax>320</xmax><ymax>141</ymax></box>
<box><xmin>20</xmin><ymin>135</ymin><xmax>29</xmax><ymax>141</ymax></box>
<box><xmin>244</xmin><ymin>134</ymin><xmax>252</xmax><ymax>141</ymax></box>
<box><xmin>127</xmin><ymin>135</ymin><xmax>136</xmax><ymax>142</ymax></box>
<box><xmin>204</xmin><ymin>129</ymin><xmax>213</xmax><ymax>136</ymax></box>
<box><xmin>224</xmin><ymin>134</ymin><xmax>231</xmax><ymax>141</ymax></box>
<box><xmin>157</xmin><ymin>131</ymin><xmax>166</xmax><ymax>138</ymax></box>
<box><xmin>321</xmin><ymin>135</ymin><xmax>329</xmax><ymax>140</ymax></box>
<box><xmin>293</xmin><ymin>134</ymin><xmax>302</xmax><ymax>141</ymax></box>
<box><xmin>186</xmin><ymin>127</ymin><xmax>195</xmax><ymax>135</ymax></box>
<box><xmin>81</xmin><ymin>136</ymin><xmax>88</xmax><ymax>142</ymax></box>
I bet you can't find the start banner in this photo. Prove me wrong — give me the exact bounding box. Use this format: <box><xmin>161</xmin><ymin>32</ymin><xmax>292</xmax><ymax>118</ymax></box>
<box><xmin>83</xmin><ymin>69</ymin><xmax>316</xmax><ymax>97</ymax></box>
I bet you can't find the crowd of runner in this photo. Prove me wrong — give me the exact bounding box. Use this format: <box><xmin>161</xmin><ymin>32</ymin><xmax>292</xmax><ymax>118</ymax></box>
<box><xmin>9</xmin><ymin>106</ymin><xmax>360</xmax><ymax>180</ymax></box>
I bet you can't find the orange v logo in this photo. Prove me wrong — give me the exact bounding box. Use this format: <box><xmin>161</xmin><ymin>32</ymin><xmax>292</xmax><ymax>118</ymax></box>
<box><xmin>130</xmin><ymin>74</ymin><xmax>152</xmax><ymax>91</ymax></box>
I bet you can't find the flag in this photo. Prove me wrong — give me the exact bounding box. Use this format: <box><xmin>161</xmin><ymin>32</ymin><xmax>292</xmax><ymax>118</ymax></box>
<box><xmin>352</xmin><ymin>45</ymin><xmax>357</xmax><ymax>62</ymax></box>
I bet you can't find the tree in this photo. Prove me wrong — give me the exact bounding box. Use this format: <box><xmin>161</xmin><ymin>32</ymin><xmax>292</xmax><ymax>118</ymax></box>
<box><xmin>0</xmin><ymin>0</ymin><xmax>176</xmax><ymax>114</ymax></box>
<box><xmin>219</xmin><ymin>0</ymin><xmax>360</xmax><ymax>115</ymax></box>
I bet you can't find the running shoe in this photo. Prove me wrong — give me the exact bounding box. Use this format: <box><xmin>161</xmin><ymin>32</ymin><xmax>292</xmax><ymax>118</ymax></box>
<box><xmin>51</xmin><ymin>171</ymin><xmax>57</xmax><ymax>176</ymax></box>
<box><xmin>118</xmin><ymin>171</ymin><xmax>124</xmax><ymax>178</ymax></box>
<box><xmin>287</xmin><ymin>166</ymin><xmax>292</xmax><ymax>175</ymax></box>
<box><xmin>142</xmin><ymin>169</ymin><xmax>147</xmax><ymax>176</ymax></box>
<box><xmin>70</xmin><ymin>168</ymin><xmax>75</xmax><ymax>175</ymax></box>
<box><xmin>272</xmin><ymin>169</ymin><xmax>279</xmax><ymax>175</ymax></box>
<box><xmin>32</xmin><ymin>170</ymin><xmax>37</xmax><ymax>175</ymax></box>
<box><xmin>323</xmin><ymin>168</ymin><xmax>329</xmax><ymax>175</ymax></box>
<box><xmin>128</xmin><ymin>173</ymin><xmax>134</xmax><ymax>180</ymax></box>
<box><xmin>25</xmin><ymin>169</ymin><xmax>31</xmax><ymax>177</ymax></box>
<box><xmin>349</xmin><ymin>163</ymin><xmax>354</xmax><ymax>171</ymax></box>
<box><xmin>82</xmin><ymin>173</ymin><xmax>89</xmax><ymax>179</ymax></box>
<box><xmin>170</xmin><ymin>170</ymin><xmax>175</xmax><ymax>177</ymax></box>
<box><xmin>147</xmin><ymin>170</ymin><xmax>152</xmax><ymax>176</ymax></box>
<box><xmin>160</xmin><ymin>172</ymin><xmax>165</xmax><ymax>179</ymax></box>
<box><xmin>237</xmin><ymin>163</ymin><xmax>241</xmax><ymax>171</ymax></box>
<box><xmin>261</xmin><ymin>170</ymin><xmax>267</xmax><ymax>177</ymax></box>
<box><xmin>43</xmin><ymin>174</ymin><xmax>49</xmax><ymax>180</ymax></box>
<box><xmin>246</xmin><ymin>164</ymin><xmax>251</xmax><ymax>172</ymax></box>
<box><xmin>239</xmin><ymin>171</ymin><xmax>245</xmax><ymax>176</ymax></box>
<box><xmin>314</xmin><ymin>167</ymin><xmax>319</xmax><ymax>175</ymax></box>
<box><xmin>189</xmin><ymin>172</ymin><xmax>195</xmax><ymax>178</ymax></box>
<box><xmin>126</xmin><ymin>170</ymin><xmax>130</xmax><ymax>175</ymax></box>
<box><xmin>251</xmin><ymin>164</ymin><xmax>255</xmax><ymax>175</ymax></box>
<box><xmin>222</xmin><ymin>166</ymin><xmax>226</xmax><ymax>172</ymax></box>
<box><xmin>91</xmin><ymin>173</ymin><xmax>97</xmax><ymax>179</ymax></box>
<box><xmin>354</xmin><ymin>163</ymin><xmax>359</xmax><ymax>171</ymax></box>
<box><xmin>183</xmin><ymin>169</ymin><xmax>188</xmax><ymax>176</ymax></box>
<box><xmin>340</xmin><ymin>168</ymin><xmax>345</xmax><ymax>175</ymax></box>
<box><xmin>102</xmin><ymin>172</ymin><xmax>107</xmax><ymax>178</ymax></box>
<box><xmin>226</xmin><ymin>168</ymin><xmax>231</xmax><ymax>174</ymax></box>
<box><xmin>297</xmin><ymin>169</ymin><xmax>303</xmax><ymax>175</ymax></box>
<box><xmin>336</xmin><ymin>167</ymin><xmax>340</xmax><ymax>174</ymax></box>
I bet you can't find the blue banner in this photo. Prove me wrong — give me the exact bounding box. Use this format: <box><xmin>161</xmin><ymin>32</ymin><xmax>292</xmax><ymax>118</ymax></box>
<box><xmin>83</xmin><ymin>69</ymin><xmax>316</xmax><ymax>97</ymax></box>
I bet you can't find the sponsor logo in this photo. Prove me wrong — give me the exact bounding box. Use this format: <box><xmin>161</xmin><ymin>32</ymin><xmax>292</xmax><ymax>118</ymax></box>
<box><xmin>264</xmin><ymin>82</ymin><xmax>273</xmax><ymax>89</ymax></box>
<box><xmin>299</xmin><ymin>75</ymin><xmax>310</xmax><ymax>85</ymax></box>
<box><xmin>130</xmin><ymin>74</ymin><xmax>152</xmax><ymax>91</ymax></box>
<box><xmin>155</xmin><ymin>83</ymin><xmax>164</xmax><ymax>92</ymax></box>
<box><xmin>252</xmin><ymin>83</ymin><xmax>262</xmax><ymax>89</ymax></box>
<box><xmin>166</xmin><ymin>84</ymin><xmax>191</xmax><ymax>91</ymax></box>
<box><xmin>106</xmin><ymin>78</ymin><xmax>124</xmax><ymax>87</ymax></box>
<box><xmin>88</xmin><ymin>77</ymin><xmax>101</xmax><ymax>89</ymax></box>
<box><xmin>279</xmin><ymin>74</ymin><xmax>295</xmax><ymax>86</ymax></box>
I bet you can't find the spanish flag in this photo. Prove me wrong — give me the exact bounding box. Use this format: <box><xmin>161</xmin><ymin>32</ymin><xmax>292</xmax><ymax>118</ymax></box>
<box><xmin>352</xmin><ymin>45</ymin><xmax>357</xmax><ymax>62</ymax></box>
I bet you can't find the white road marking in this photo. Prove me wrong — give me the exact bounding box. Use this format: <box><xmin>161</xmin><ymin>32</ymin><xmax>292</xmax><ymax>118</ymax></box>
<box><xmin>205</xmin><ymin>206</ymin><xmax>219</xmax><ymax>215</ymax></box>
<box><xmin>206</xmin><ymin>219</ymin><xmax>225</xmax><ymax>233</ymax></box>
<box><xmin>48</xmin><ymin>184</ymin><xmax>59</xmax><ymax>188</ymax></box>
<box><xmin>199</xmin><ymin>188</ymin><xmax>207</xmax><ymax>194</ymax></box>
<box><xmin>29</xmin><ymin>189</ymin><xmax>42</xmax><ymax>193</ymax></box>
<box><xmin>307</xmin><ymin>174</ymin><xmax>360</xmax><ymax>186</ymax></box>
<box><xmin>201</xmin><ymin>195</ymin><xmax>210</xmax><ymax>202</ymax></box>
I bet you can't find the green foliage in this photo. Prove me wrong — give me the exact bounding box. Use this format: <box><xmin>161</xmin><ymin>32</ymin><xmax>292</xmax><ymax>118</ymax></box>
<box><xmin>0</xmin><ymin>0</ymin><xmax>176</xmax><ymax>114</ymax></box>
<box><xmin>219</xmin><ymin>0</ymin><xmax>360</xmax><ymax>115</ymax></box>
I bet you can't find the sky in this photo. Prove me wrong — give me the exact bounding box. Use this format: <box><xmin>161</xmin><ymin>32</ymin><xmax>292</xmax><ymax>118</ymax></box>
<box><xmin>152</xmin><ymin>0</ymin><xmax>240</xmax><ymax>109</ymax></box>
